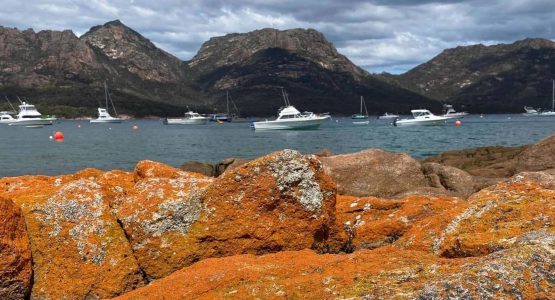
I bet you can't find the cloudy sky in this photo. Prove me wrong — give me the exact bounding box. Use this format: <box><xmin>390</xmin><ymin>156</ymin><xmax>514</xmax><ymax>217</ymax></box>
<box><xmin>1</xmin><ymin>0</ymin><xmax>554</xmax><ymax>73</ymax></box>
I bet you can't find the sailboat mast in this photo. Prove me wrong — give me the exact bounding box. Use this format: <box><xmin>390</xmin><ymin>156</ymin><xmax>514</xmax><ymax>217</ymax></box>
<box><xmin>360</xmin><ymin>96</ymin><xmax>363</xmax><ymax>115</ymax></box>
<box><xmin>552</xmin><ymin>79</ymin><xmax>554</xmax><ymax>112</ymax></box>
<box><xmin>226</xmin><ymin>91</ymin><xmax>230</xmax><ymax>116</ymax></box>
<box><xmin>104</xmin><ymin>81</ymin><xmax>109</xmax><ymax>109</ymax></box>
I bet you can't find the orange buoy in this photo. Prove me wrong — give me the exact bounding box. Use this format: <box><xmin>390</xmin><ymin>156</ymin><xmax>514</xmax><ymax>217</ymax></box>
<box><xmin>53</xmin><ymin>131</ymin><xmax>64</xmax><ymax>142</ymax></box>
<box><xmin>454</xmin><ymin>120</ymin><xmax>462</xmax><ymax>127</ymax></box>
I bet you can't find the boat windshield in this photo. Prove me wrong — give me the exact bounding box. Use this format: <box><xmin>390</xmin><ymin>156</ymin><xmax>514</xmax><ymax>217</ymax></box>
<box><xmin>413</xmin><ymin>110</ymin><xmax>432</xmax><ymax>117</ymax></box>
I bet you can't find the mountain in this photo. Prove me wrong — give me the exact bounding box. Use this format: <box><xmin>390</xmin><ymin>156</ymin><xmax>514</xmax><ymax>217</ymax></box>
<box><xmin>187</xmin><ymin>28</ymin><xmax>436</xmax><ymax>116</ymax></box>
<box><xmin>388</xmin><ymin>38</ymin><xmax>555</xmax><ymax>112</ymax></box>
<box><xmin>0</xmin><ymin>21</ymin><xmax>435</xmax><ymax>117</ymax></box>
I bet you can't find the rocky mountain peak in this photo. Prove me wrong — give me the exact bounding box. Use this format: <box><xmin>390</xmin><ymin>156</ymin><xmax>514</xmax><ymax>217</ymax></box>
<box><xmin>188</xmin><ymin>27</ymin><xmax>367</xmax><ymax>79</ymax></box>
<box><xmin>81</xmin><ymin>20</ymin><xmax>183</xmax><ymax>83</ymax></box>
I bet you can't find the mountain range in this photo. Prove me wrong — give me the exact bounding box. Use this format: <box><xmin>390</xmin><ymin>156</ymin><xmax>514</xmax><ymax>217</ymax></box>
<box><xmin>1</xmin><ymin>20</ymin><xmax>554</xmax><ymax>117</ymax></box>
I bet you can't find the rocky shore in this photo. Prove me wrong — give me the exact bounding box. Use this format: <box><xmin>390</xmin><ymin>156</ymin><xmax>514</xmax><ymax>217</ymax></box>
<box><xmin>1</xmin><ymin>135</ymin><xmax>554</xmax><ymax>299</ymax></box>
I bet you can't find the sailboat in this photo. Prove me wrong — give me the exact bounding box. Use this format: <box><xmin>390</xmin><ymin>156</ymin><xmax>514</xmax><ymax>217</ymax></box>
<box><xmin>211</xmin><ymin>91</ymin><xmax>240</xmax><ymax>122</ymax></box>
<box><xmin>352</xmin><ymin>96</ymin><xmax>369</xmax><ymax>125</ymax></box>
<box><xmin>523</xmin><ymin>79</ymin><xmax>555</xmax><ymax>117</ymax></box>
<box><xmin>90</xmin><ymin>81</ymin><xmax>122</xmax><ymax>123</ymax></box>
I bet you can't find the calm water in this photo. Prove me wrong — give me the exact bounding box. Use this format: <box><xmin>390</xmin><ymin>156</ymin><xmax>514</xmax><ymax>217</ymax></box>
<box><xmin>1</xmin><ymin>114</ymin><xmax>554</xmax><ymax>177</ymax></box>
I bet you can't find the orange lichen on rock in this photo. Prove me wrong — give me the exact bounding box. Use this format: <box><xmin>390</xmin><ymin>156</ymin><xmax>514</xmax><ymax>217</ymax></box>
<box><xmin>436</xmin><ymin>174</ymin><xmax>555</xmax><ymax>257</ymax></box>
<box><xmin>336</xmin><ymin>194</ymin><xmax>465</xmax><ymax>250</ymax></box>
<box><xmin>134</xmin><ymin>160</ymin><xmax>194</xmax><ymax>181</ymax></box>
<box><xmin>113</xmin><ymin>172</ymin><xmax>214</xmax><ymax>280</ymax></box>
<box><xmin>0</xmin><ymin>197</ymin><xmax>32</xmax><ymax>299</ymax></box>
<box><xmin>113</xmin><ymin>231</ymin><xmax>555</xmax><ymax>300</ymax></box>
<box><xmin>24</xmin><ymin>178</ymin><xmax>145</xmax><ymax>299</ymax></box>
<box><xmin>188</xmin><ymin>149</ymin><xmax>344</xmax><ymax>259</ymax></box>
<box><xmin>0</xmin><ymin>173</ymin><xmax>146</xmax><ymax>299</ymax></box>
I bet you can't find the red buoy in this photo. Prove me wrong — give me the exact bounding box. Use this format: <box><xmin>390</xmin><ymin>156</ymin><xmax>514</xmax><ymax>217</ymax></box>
<box><xmin>455</xmin><ymin>120</ymin><xmax>462</xmax><ymax>127</ymax></box>
<box><xmin>53</xmin><ymin>131</ymin><xmax>64</xmax><ymax>141</ymax></box>
<box><xmin>132</xmin><ymin>125</ymin><xmax>139</xmax><ymax>131</ymax></box>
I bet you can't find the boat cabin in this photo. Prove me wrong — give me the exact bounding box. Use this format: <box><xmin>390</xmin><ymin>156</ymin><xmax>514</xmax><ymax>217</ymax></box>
<box><xmin>411</xmin><ymin>109</ymin><xmax>435</xmax><ymax>119</ymax></box>
<box><xmin>277</xmin><ymin>106</ymin><xmax>304</xmax><ymax>119</ymax></box>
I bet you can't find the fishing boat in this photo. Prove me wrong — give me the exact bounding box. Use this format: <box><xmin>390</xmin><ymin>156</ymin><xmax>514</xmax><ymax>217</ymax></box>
<box><xmin>8</xmin><ymin>102</ymin><xmax>56</xmax><ymax>126</ymax></box>
<box><xmin>393</xmin><ymin>109</ymin><xmax>448</xmax><ymax>126</ymax></box>
<box><xmin>351</xmin><ymin>96</ymin><xmax>369</xmax><ymax>120</ymax></box>
<box><xmin>253</xmin><ymin>88</ymin><xmax>330</xmax><ymax>130</ymax></box>
<box><xmin>90</xmin><ymin>82</ymin><xmax>122</xmax><ymax>123</ymax></box>
<box><xmin>523</xmin><ymin>80</ymin><xmax>555</xmax><ymax>117</ymax></box>
<box><xmin>378</xmin><ymin>112</ymin><xmax>400</xmax><ymax>120</ymax></box>
<box><xmin>164</xmin><ymin>110</ymin><xmax>209</xmax><ymax>125</ymax></box>
<box><xmin>442</xmin><ymin>104</ymin><xmax>468</xmax><ymax>119</ymax></box>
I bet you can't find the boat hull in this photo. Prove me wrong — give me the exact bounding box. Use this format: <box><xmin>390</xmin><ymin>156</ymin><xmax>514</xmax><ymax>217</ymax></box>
<box><xmin>253</xmin><ymin>117</ymin><xmax>326</xmax><ymax>130</ymax></box>
<box><xmin>378</xmin><ymin>115</ymin><xmax>399</xmax><ymax>120</ymax></box>
<box><xmin>90</xmin><ymin>118</ymin><xmax>122</xmax><ymax>123</ymax></box>
<box><xmin>443</xmin><ymin>112</ymin><xmax>469</xmax><ymax>119</ymax></box>
<box><xmin>394</xmin><ymin>117</ymin><xmax>447</xmax><ymax>126</ymax></box>
<box><xmin>164</xmin><ymin>118</ymin><xmax>208</xmax><ymax>125</ymax></box>
<box><xmin>352</xmin><ymin>120</ymin><xmax>369</xmax><ymax>125</ymax></box>
<box><xmin>8</xmin><ymin>119</ymin><xmax>53</xmax><ymax>126</ymax></box>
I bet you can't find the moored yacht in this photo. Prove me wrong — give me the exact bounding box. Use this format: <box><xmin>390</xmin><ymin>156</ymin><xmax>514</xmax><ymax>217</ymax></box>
<box><xmin>442</xmin><ymin>104</ymin><xmax>468</xmax><ymax>119</ymax></box>
<box><xmin>91</xmin><ymin>82</ymin><xmax>122</xmax><ymax>123</ymax></box>
<box><xmin>164</xmin><ymin>111</ymin><xmax>209</xmax><ymax>125</ymax></box>
<box><xmin>378</xmin><ymin>112</ymin><xmax>400</xmax><ymax>120</ymax></box>
<box><xmin>0</xmin><ymin>111</ymin><xmax>15</xmax><ymax>124</ymax></box>
<box><xmin>8</xmin><ymin>102</ymin><xmax>56</xmax><ymax>126</ymax></box>
<box><xmin>253</xmin><ymin>88</ymin><xmax>330</xmax><ymax>130</ymax></box>
<box><xmin>523</xmin><ymin>79</ymin><xmax>555</xmax><ymax>117</ymax></box>
<box><xmin>393</xmin><ymin>109</ymin><xmax>448</xmax><ymax>126</ymax></box>
<box><xmin>351</xmin><ymin>96</ymin><xmax>369</xmax><ymax>120</ymax></box>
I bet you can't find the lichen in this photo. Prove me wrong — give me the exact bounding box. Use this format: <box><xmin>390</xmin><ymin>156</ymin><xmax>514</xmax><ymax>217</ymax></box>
<box><xmin>267</xmin><ymin>149</ymin><xmax>324</xmax><ymax>212</ymax></box>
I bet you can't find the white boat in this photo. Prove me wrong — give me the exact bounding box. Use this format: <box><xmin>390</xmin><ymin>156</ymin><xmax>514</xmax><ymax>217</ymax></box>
<box><xmin>523</xmin><ymin>106</ymin><xmax>540</xmax><ymax>116</ymax></box>
<box><xmin>8</xmin><ymin>102</ymin><xmax>56</xmax><ymax>126</ymax></box>
<box><xmin>351</xmin><ymin>96</ymin><xmax>368</xmax><ymax>120</ymax></box>
<box><xmin>393</xmin><ymin>109</ymin><xmax>448</xmax><ymax>126</ymax></box>
<box><xmin>523</xmin><ymin>80</ymin><xmax>555</xmax><ymax>117</ymax></box>
<box><xmin>442</xmin><ymin>104</ymin><xmax>468</xmax><ymax>119</ymax></box>
<box><xmin>253</xmin><ymin>89</ymin><xmax>330</xmax><ymax>130</ymax></box>
<box><xmin>0</xmin><ymin>111</ymin><xmax>15</xmax><ymax>124</ymax></box>
<box><xmin>378</xmin><ymin>112</ymin><xmax>400</xmax><ymax>120</ymax></box>
<box><xmin>90</xmin><ymin>82</ymin><xmax>122</xmax><ymax>123</ymax></box>
<box><xmin>164</xmin><ymin>111</ymin><xmax>209</xmax><ymax>125</ymax></box>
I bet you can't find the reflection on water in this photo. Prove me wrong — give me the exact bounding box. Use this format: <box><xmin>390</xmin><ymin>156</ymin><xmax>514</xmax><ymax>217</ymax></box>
<box><xmin>0</xmin><ymin>114</ymin><xmax>554</xmax><ymax>176</ymax></box>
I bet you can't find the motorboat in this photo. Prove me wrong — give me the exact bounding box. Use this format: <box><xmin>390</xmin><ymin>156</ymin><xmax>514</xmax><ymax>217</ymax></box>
<box><xmin>393</xmin><ymin>109</ymin><xmax>448</xmax><ymax>126</ymax></box>
<box><xmin>378</xmin><ymin>112</ymin><xmax>400</xmax><ymax>120</ymax></box>
<box><xmin>0</xmin><ymin>111</ymin><xmax>15</xmax><ymax>124</ymax></box>
<box><xmin>523</xmin><ymin>106</ymin><xmax>540</xmax><ymax>116</ymax></box>
<box><xmin>523</xmin><ymin>79</ymin><xmax>555</xmax><ymax>117</ymax></box>
<box><xmin>538</xmin><ymin>79</ymin><xmax>555</xmax><ymax>116</ymax></box>
<box><xmin>253</xmin><ymin>88</ymin><xmax>330</xmax><ymax>130</ymax></box>
<box><xmin>351</xmin><ymin>96</ymin><xmax>368</xmax><ymax>120</ymax></box>
<box><xmin>8</xmin><ymin>102</ymin><xmax>56</xmax><ymax>126</ymax></box>
<box><xmin>164</xmin><ymin>111</ymin><xmax>209</xmax><ymax>125</ymax></box>
<box><xmin>442</xmin><ymin>104</ymin><xmax>468</xmax><ymax>119</ymax></box>
<box><xmin>90</xmin><ymin>81</ymin><xmax>122</xmax><ymax>123</ymax></box>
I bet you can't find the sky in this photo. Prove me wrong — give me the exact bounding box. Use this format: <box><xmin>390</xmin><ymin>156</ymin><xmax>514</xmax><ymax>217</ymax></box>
<box><xmin>1</xmin><ymin>0</ymin><xmax>554</xmax><ymax>74</ymax></box>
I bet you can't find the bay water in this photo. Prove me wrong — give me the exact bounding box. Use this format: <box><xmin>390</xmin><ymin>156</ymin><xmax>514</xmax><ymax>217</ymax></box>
<box><xmin>1</xmin><ymin>114</ymin><xmax>554</xmax><ymax>177</ymax></box>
